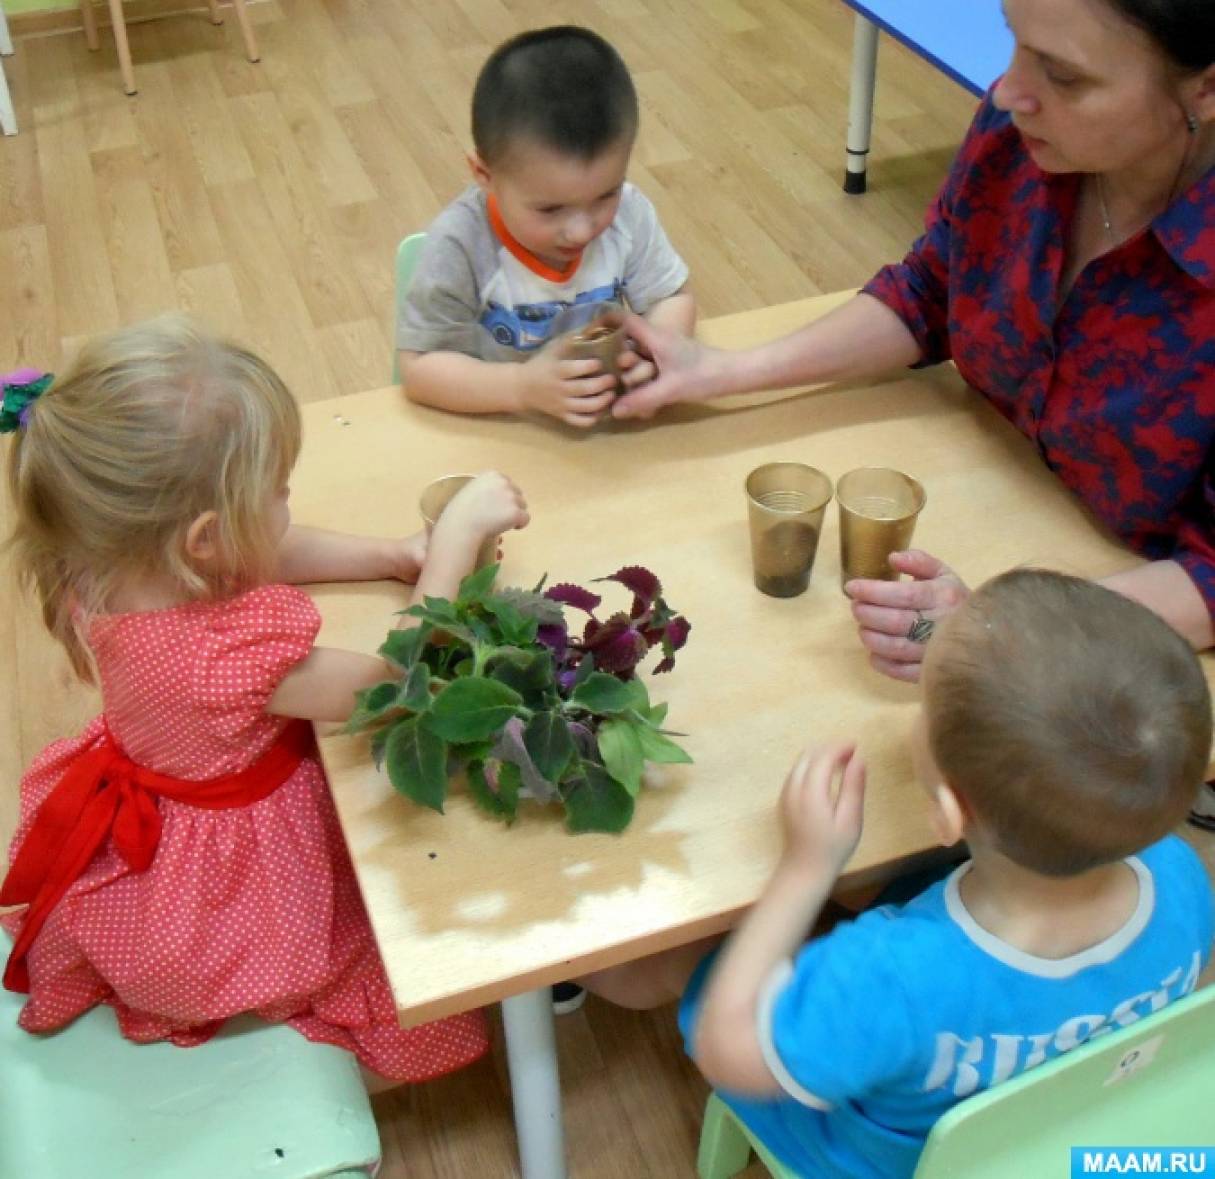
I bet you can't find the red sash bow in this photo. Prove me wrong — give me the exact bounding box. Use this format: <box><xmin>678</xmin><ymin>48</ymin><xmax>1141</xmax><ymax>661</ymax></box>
<box><xmin>1</xmin><ymin>718</ymin><xmax>314</xmax><ymax>993</ymax></box>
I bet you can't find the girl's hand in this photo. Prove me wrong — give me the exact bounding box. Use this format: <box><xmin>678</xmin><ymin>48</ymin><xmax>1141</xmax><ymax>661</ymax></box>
<box><xmin>611</xmin><ymin>314</ymin><xmax>721</xmax><ymax>420</ymax></box>
<box><xmin>518</xmin><ymin>338</ymin><xmax>618</xmax><ymax>429</ymax></box>
<box><xmin>845</xmin><ymin>550</ymin><xmax>969</xmax><ymax>682</ymax></box>
<box><xmin>389</xmin><ymin>529</ymin><xmax>429</xmax><ymax>584</ymax></box>
<box><xmin>779</xmin><ymin>743</ymin><xmax>867</xmax><ymax>877</ymax></box>
<box><xmin>440</xmin><ymin>471</ymin><xmax>530</xmax><ymax>542</ymax></box>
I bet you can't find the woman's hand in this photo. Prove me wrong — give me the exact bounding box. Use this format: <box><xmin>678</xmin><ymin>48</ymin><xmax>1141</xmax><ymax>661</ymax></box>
<box><xmin>611</xmin><ymin>314</ymin><xmax>724</xmax><ymax>420</ymax></box>
<box><xmin>845</xmin><ymin>550</ymin><xmax>969</xmax><ymax>682</ymax></box>
<box><xmin>779</xmin><ymin>742</ymin><xmax>867</xmax><ymax>877</ymax></box>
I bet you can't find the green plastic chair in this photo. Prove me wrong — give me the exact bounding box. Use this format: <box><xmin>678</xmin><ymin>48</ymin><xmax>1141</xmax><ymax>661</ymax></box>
<box><xmin>697</xmin><ymin>982</ymin><xmax>1215</xmax><ymax>1179</ymax></box>
<box><xmin>392</xmin><ymin>231</ymin><xmax>427</xmax><ymax>383</ymax></box>
<box><xmin>1</xmin><ymin>940</ymin><xmax>381</xmax><ymax>1179</ymax></box>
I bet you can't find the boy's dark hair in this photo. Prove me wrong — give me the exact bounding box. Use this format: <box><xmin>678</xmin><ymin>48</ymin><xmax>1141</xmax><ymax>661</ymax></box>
<box><xmin>926</xmin><ymin>569</ymin><xmax>1211</xmax><ymax>876</ymax></box>
<box><xmin>472</xmin><ymin>27</ymin><xmax>639</xmax><ymax>166</ymax></box>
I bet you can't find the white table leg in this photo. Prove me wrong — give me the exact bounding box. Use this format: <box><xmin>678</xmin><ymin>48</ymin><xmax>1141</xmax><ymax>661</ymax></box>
<box><xmin>0</xmin><ymin>3</ymin><xmax>13</xmax><ymax>56</ymax></box>
<box><xmin>0</xmin><ymin>62</ymin><xmax>15</xmax><ymax>137</ymax></box>
<box><xmin>501</xmin><ymin>989</ymin><xmax>566</xmax><ymax>1179</ymax></box>
<box><xmin>844</xmin><ymin>13</ymin><xmax>879</xmax><ymax>194</ymax></box>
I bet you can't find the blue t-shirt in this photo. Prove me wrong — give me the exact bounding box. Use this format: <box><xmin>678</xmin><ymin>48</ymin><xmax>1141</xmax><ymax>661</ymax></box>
<box><xmin>679</xmin><ymin>836</ymin><xmax>1213</xmax><ymax>1178</ymax></box>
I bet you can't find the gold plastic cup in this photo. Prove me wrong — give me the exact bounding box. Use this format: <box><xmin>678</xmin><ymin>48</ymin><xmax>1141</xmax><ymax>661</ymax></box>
<box><xmin>836</xmin><ymin>467</ymin><xmax>926</xmax><ymax>588</ymax></box>
<box><xmin>559</xmin><ymin>302</ymin><xmax>627</xmax><ymax>391</ymax></box>
<box><xmin>745</xmin><ymin>463</ymin><xmax>834</xmax><ymax>598</ymax></box>
<box><xmin>419</xmin><ymin>474</ymin><xmax>498</xmax><ymax>571</ymax></box>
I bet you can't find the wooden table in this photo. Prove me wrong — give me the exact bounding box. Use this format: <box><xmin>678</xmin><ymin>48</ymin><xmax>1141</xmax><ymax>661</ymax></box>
<box><xmin>294</xmin><ymin>291</ymin><xmax>1179</xmax><ymax>1177</ymax></box>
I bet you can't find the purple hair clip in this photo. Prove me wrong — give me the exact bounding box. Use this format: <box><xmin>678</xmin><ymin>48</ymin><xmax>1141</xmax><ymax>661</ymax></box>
<box><xmin>0</xmin><ymin>369</ymin><xmax>54</xmax><ymax>434</ymax></box>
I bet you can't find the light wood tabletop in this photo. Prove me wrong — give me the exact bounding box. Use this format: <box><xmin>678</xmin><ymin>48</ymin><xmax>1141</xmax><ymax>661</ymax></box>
<box><xmin>294</xmin><ymin>291</ymin><xmax>1207</xmax><ymax>1028</ymax></box>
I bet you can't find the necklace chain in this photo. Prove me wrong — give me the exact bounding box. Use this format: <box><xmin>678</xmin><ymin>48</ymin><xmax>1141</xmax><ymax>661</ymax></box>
<box><xmin>1095</xmin><ymin>174</ymin><xmax>1115</xmax><ymax>244</ymax></box>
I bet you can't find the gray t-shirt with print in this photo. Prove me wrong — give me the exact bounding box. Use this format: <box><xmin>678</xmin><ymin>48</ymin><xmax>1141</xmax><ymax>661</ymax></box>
<box><xmin>396</xmin><ymin>183</ymin><xmax>689</xmax><ymax>362</ymax></box>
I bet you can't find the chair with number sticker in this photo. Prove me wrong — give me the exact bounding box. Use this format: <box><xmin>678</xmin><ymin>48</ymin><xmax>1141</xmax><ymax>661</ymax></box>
<box><xmin>696</xmin><ymin>981</ymin><xmax>1215</xmax><ymax>1179</ymax></box>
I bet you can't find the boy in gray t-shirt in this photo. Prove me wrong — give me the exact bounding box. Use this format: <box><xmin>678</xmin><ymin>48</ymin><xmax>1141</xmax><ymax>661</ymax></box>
<box><xmin>397</xmin><ymin>26</ymin><xmax>695</xmax><ymax>429</ymax></box>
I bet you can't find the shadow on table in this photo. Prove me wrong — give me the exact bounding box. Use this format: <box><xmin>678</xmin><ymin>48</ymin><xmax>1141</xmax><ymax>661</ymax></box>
<box><xmin>357</xmin><ymin>769</ymin><xmax>694</xmax><ymax>937</ymax></box>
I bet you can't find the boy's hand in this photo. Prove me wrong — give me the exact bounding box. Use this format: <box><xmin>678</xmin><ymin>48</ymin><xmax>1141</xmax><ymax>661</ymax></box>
<box><xmin>518</xmin><ymin>337</ymin><xmax>618</xmax><ymax>428</ymax></box>
<box><xmin>439</xmin><ymin>471</ymin><xmax>530</xmax><ymax>541</ymax></box>
<box><xmin>617</xmin><ymin>343</ymin><xmax>656</xmax><ymax>390</ymax></box>
<box><xmin>779</xmin><ymin>743</ymin><xmax>866</xmax><ymax>876</ymax></box>
<box><xmin>389</xmin><ymin>529</ymin><xmax>430</xmax><ymax>584</ymax></box>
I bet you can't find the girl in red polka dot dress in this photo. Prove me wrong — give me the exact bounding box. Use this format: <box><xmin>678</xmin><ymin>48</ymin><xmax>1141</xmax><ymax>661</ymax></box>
<box><xmin>0</xmin><ymin>316</ymin><xmax>529</xmax><ymax>1087</ymax></box>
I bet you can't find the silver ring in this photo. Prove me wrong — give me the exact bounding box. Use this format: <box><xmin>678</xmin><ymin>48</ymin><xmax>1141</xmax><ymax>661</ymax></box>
<box><xmin>907</xmin><ymin>612</ymin><xmax>935</xmax><ymax>644</ymax></box>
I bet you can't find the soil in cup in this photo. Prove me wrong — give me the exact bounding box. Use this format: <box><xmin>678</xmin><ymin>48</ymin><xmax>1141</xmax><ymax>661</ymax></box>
<box><xmin>755</xmin><ymin>520</ymin><xmax>820</xmax><ymax>598</ymax></box>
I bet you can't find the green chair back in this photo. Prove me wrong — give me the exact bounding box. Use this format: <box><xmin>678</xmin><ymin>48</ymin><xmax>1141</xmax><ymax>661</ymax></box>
<box><xmin>392</xmin><ymin>231</ymin><xmax>427</xmax><ymax>382</ymax></box>
<box><xmin>694</xmin><ymin>983</ymin><xmax>1215</xmax><ymax>1179</ymax></box>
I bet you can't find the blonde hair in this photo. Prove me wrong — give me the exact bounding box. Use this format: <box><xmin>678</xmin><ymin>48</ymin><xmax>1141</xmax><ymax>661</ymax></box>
<box><xmin>926</xmin><ymin>569</ymin><xmax>1211</xmax><ymax>876</ymax></box>
<box><xmin>5</xmin><ymin>314</ymin><xmax>301</xmax><ymax>682</ymax></box>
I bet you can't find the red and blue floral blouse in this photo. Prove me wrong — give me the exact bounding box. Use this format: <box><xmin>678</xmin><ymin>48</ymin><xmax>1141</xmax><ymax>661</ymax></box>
<box><xmin>864</xmin><ymin>96</ymin><xmax>1215</xmax><ymax>616</ymax></box>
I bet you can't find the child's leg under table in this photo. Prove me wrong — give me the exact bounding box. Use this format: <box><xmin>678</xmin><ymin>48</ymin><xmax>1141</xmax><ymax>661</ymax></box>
<box><xmin>578</xmin><ymin>935</ymin><xmax>724</xmax><ymax>1010</ymax></box>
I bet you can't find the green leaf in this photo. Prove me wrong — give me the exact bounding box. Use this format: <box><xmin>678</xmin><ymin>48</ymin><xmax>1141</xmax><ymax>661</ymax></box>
<box><xmin>371</xmin><ymin>725</ymin><xmax>391</xmax><ymax>771</ymax></box>
<box><xmin>647</xmin><ymin>701</ymin><xmax>669</xmax><ymax>728</ymax></box>
<box><xmin>482</xmin><ymin>597</ymin><xmax>539</xmax><ymax>646</ymax></box>
<box><xmin>428</xmin><ymin>677</ymin><xmax>523</xmax><ymax>742</ymax></box>
<box><xmin>598</xmin><ymin>717</ymin><xmax>646</xmax><ymax>796</ymax></box>
<box><xmin>488</xmin><ymin>648</ymin><xmax>554</xmax><ymax>703</ymax></box>
<box><xmin>344</xmin><ymin>679</ymin><xmax>403</xmax><ymax>733</ymax></box>
<box><xmin>384</xmin><ymin>717</ymin><xmax>449</xmax><ymax>812</ymax></box>
<box><xmin>495</xmin><ymin>585</ymin><xmax>566</xmax><ymax>626</ymax></box>
<box><xmin>569</xmin><ymin>672</ymin><xmax>634</xmax><ymax>715</ymax></box>
<box><xmin>523</xmin><ymin>711</ymin><xmax>575</xmax><ymax>783</ymax></box>
<box><xmin>379</xmin><ymin>625</ymin><xmax>430</xmax><ymax>670</ymax></box>
<box><xmin>466</xmin><ymin>760</ymin><xmax>519</xmax><ymax>823</ymax></box>
<box><xmin>562</xmin><ymin>762</ymin><xmax>635</xmax><ymax>834</ymax></box>
<box><xmin>399</xmin><ymin>662</ymin><xmax>433</xmax><ymax>712</ymax></box>
<box><xmin>636</xmin><ymin>725</ymin><xmax>693</xmax><ymax>766</ymax></box>
<box><xmin>621</xmin><ymin>678</ymin><xmax>651</xmax><ymax>714</ymax></box>
<box><xmin>456</xmin><ymin>563</ymin><xmax>499</xmax><ymax>605</ymax></box>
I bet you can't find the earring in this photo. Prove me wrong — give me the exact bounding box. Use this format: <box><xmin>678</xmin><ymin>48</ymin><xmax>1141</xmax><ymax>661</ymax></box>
<box><xmin>1186</xmin><ymin>111</ymin><xmax>1199</xmax><ymax>133</ymax></box>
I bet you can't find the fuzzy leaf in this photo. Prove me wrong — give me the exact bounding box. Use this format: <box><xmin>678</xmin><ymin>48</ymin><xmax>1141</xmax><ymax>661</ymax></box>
<box><xmin>491</xmin><ymin>717</ymin><xmax>560</xmax><ymax>803</ymax></box>
<box><xmin>595</xmin><ymin>566</ymin><xmax>662</xmax><ymax>617</ymax></box>
<box><xmin>637</xmin><ymin>725</ymin><xmax>693</xmax><ymax>766</ymax></box>
<box><xmin>379</xmin><ymin>625</ymin><xmax>430</xmax><ymax>670</ymax></box>
<box><xmin>545</xmin><ymin>582</ymin><xmax>602</xmax><ymax>614</ymax></box>
<box><xmin>487</xmin><ymin>648</ymin><xmax>553</xmax><ymax>704</ymax></box>
<box><xmin>482</xmin><ymin>597</ymin><xmax>538</xmax><ymax>646</ymax></box>
<box><xmin>428</xmin><ymin>678</ymin><xmax>522</xmax><ymax>742</ymax></box>
<box><xmin>467</xmin><ymin>760</ymin><xmax>520</xmax><ymax>823</ymax></box>
<box><xmin>653</xmin><ymin>615</ymin><xmax>692</xmax><ymax>674</ymax></box>
<box><xmin>344</xmin><ymin>680</ymin><xmax>404</xmax><ymax>733</ymax></box>
<box><xmin>524</xmin><ymin>710</ymin><xmax>576</xmax><ymax>783</ymax></box>
<box><xmin>562</xmin><ymin>762</ymin><xmax>635</xmax><ymax>834</ymax></box>
<box><xmin>384</xmin><ymin>717</ymin><xmax>449</xmax><ymax>812</ymax></box>
<box><xmin>598</xmin><ymin>717</ymin><xmax>645</xmax><ymax>797</ymax></box>
<box><xmin>569</xmin><ymin>671</ymin><xmax>634</xmax><ymax>714</ymax></box>
<box><xmin>399</xmin><ymin>662</ymin><xmax>433</xmax><ymax>712</ymax></box>
<box><xmin>456</xmin><ymin>563</ymin><xmax>499</xmax><ymax>605</ymax></box>
<box><xmin>371</xmin><ymin>725</ymin><xmax>391</xmax><ymax>771</ymax></box>
<box><xmin>496</xmin><ymin>586</ymin><xmax>567</xmax><ymax>626</ymax></box>
<box><xmin>582</xmin><ymin>613</ymin><xmax>648</xmax><ymax>675</ymax></box>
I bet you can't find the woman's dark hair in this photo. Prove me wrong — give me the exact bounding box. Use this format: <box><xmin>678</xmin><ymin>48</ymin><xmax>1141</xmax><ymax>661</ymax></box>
<box><xmin>1104</xmin><ymin>0</ymin><xmax>1215</xmax><ymax>72</ymax></box>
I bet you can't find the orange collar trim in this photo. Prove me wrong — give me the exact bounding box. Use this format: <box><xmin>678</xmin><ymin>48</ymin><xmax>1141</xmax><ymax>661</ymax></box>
<box><xmin>487</xmin><ymin>194</ymin><xmax>582</xmax><ymax>284</ymax></box>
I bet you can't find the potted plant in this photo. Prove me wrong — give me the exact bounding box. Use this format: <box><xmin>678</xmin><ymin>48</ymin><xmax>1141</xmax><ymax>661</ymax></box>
<box><xmin>345</xmin><ymin>564</ymin><xmax>692</xmax><ymax>834</ymax></box>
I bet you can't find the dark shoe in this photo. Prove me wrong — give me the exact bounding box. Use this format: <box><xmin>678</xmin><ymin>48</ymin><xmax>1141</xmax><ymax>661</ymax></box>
<box><xmin>551</xmin><ymin>982</ymin><xmax>586</xmax><ymax>1014</ymax></box>
<box><xmin>1188</xmin><ymin>782</ymin><xmax>1215</xmax><ymax>832</ymax></box>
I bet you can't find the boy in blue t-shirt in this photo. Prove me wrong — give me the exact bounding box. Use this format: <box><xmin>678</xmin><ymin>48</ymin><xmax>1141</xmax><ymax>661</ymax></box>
<box><xmin>582</xmin><ymin>569</ymin><xmax>1214</xmax><ymax>1178</ymax></box>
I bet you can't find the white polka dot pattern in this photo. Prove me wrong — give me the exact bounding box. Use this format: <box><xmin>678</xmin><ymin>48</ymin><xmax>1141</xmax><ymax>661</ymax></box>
<box><xmin>1</xmin><ymin>584</ymin><xmax>488</xmax><ymax>1082</ymax></box>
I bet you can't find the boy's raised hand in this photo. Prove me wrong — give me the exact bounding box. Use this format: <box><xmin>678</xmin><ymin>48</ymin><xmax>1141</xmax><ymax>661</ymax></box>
<box><xmin>518</xmin><ymin>336</ymin><xmax>618</xmax><ymax>428</ymax></box>
<box><xmin>440</xmin><ymin>471</ymin><xmax>530</xmax><ymax>542</ymax></box>
<box><xmin>779</xmin><ymin>742</ymin><xmax>867</xmax><ymax>877</ymax></box>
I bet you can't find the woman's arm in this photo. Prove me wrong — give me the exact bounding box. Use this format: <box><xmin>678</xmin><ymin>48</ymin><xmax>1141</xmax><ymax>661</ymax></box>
<box><xmin>613</xmin><ymin>293</ymin><xmax>923</xmax><ymax>419</ymax></box>
<box><xmin>1099</xmin><ymin>561</ymin><xmax>1214</xmax><ymax>650</ymax></box>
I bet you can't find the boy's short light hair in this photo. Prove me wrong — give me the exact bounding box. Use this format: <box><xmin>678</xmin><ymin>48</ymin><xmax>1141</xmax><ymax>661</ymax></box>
<box><xmin>926</xmin><ymin>568</ymin><xmax>1211</xmax><ymax>876</ymax></box>
<box><xmin>471</xmin><ymin>26</ymin><xmax>639</xmax><ymax>166</ymax></box>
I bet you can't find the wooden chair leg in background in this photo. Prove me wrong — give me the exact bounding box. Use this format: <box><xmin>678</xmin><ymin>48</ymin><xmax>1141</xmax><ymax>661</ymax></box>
<box><xmin>79</xmin><ymin>0</ymin><xmax>99</xmax><ymax>50</ymax></box>
<box><xmin>206</xmin><ymin>0</ymin><xmax>223</xmax><ymax>24</ymax></box>
<box><xmin>102</xmin><ymin>0</ymin><xmax>136</xmax><ymax>94</ymax></box>
<box><xmin>228</xmin><ymin>0</ymin><xmax>260</xmax><ymax>62</ymax></box>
